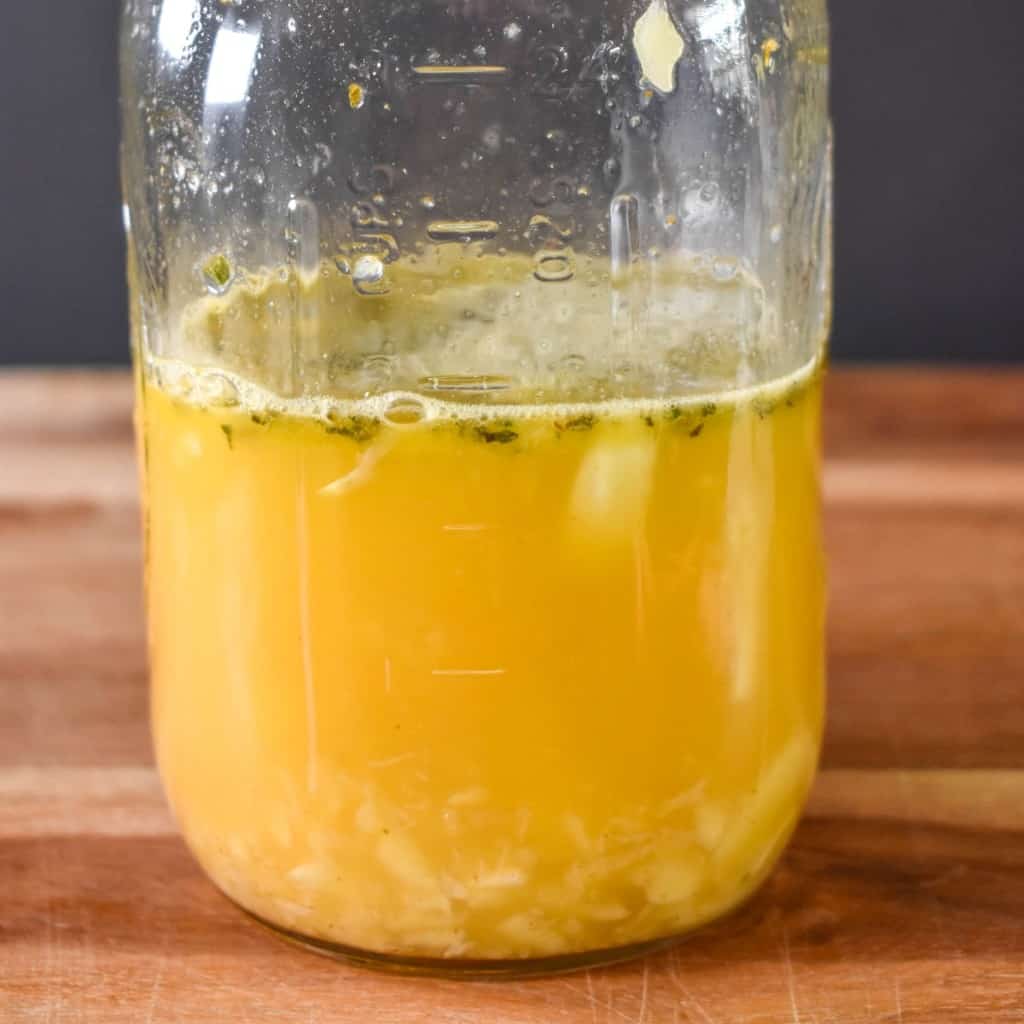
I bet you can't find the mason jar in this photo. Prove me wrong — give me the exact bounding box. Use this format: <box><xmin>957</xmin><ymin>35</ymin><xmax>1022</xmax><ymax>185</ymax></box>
<box><xmin>121</xmin><ymin>0</ymin><xmax>831</xmax><ymax>976</ymax></box>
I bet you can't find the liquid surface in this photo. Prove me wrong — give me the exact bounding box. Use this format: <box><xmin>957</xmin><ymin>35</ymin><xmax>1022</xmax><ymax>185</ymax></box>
<box><xmin>142</xmin><ymin>272</ymin><xmax>826</xmax><ymax>963</ymax></box>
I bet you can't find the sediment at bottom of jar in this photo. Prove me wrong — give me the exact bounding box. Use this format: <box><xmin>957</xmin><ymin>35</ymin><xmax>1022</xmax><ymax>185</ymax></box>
<box><xmin>232</xmin><ymin>899</ymin><xmax>760</xmax><ymax>979</ymax></box>
<box><xmin>184</xmin><ymin>807</ymin><xmax>802</xmax><ymax>970</ymax></box>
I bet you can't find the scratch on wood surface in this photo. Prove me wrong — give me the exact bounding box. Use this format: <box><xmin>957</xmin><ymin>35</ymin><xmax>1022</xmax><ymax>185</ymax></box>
<box><xmin>44</xmin><ymin>844</ymin><xmax>56</xmax><ymax>1024</ymax></box>
<box><xmin>564</xmin><ymin>977</ymin><xmax>634</xmax><ymax>1023</ymax></box>
<box><xmin>667</xmin><ymin>949</ymin><xmax>718</xmax><ymax>1024</ymax></box>
<box><xmin>782</xmin><ymin>927</ymin><xmax>801</xmax><ymax>1024</ymax></box>
<box><xmin>638</xmin><ymin>960</ymin><xmax>650</xmax><ymax>1023</ymax></box>
<box><xmin>585</xmin><ymin>970</ymin><xmax>601</xmax><ymax>1024</ymax></box>
<box><xmin>893</xmin><ymin>979</ymin><xmax>904</xmax><ymax>1024</ymax></box>
<box><xmin>143</xmin><ymin>938</ymin><xmax>169</xmax><ymax>1024</ymax></box>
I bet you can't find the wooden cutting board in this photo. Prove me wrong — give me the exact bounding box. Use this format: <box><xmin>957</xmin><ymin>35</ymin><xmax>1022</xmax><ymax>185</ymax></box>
<box><xmin>1</xmin><ymin>368</ymin><xmax>1022</xmax><ymax>1023</ymax></box>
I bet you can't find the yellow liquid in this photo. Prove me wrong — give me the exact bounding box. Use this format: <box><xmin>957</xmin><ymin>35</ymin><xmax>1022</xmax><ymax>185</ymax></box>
<box><xmin>142</xmin><ymin>275</ymin><xmax>825</xmax><ymax>965</ymax></box>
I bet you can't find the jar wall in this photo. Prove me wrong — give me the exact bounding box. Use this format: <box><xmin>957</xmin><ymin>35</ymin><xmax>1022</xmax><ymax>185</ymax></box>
<box><xmin>123</xmin><ymin>0</ymin><xmax>830</xmax><ymax>975</ymax></box>
<box><xmin>122</xmin><ymin>0</ymin><xmax>830</xmax><ymax>399</ymax></box>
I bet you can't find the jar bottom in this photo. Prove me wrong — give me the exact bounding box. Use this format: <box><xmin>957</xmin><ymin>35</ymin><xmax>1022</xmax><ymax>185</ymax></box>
<box><xmin>225</xmin><ymin>891</ymin><xmax>757</xmax><ymax>980</ymax></box>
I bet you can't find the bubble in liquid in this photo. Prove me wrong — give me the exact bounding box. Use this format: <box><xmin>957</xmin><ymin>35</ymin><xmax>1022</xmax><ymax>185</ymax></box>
<box><xmin>383</xmin><ymin>397</ymin><xmax>427</xmax><ymax>426</ymax></box>
<box><xmin>503</xmin><ymin>22</ymin><xmax>523</xmax><ymax>41</ymax></box>
<box><xmin>202</xmin><ymin>372</ymin><xmax>241</xmax><ymax>408</ymax></box>
<box><xmin>201</xmin><ymin>254</ymin><xmax>234</xmax><ymax>295</ymax></box>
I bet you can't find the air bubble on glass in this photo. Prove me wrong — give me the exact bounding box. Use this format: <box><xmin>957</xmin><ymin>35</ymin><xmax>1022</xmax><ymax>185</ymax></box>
<box><xmin>352</xmin><ymin>255</ymin><xmax>390</xmax><ymax>295</ymax></box>
<box><xmin>534</xmin><ymin>251</ymin><xmax>575</xmax><ymax>283</ymax></box>
<box><xmin>383</xmin><ymin>397</ymin><xmax>427</xmax><ymax>426</ymax></box>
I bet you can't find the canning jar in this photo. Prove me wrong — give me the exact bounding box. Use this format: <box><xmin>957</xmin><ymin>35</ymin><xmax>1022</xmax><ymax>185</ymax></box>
<box><xmin>121</xmin><ymin>0</ymin><xmax>831</xmax><ymax>975</ymax></box>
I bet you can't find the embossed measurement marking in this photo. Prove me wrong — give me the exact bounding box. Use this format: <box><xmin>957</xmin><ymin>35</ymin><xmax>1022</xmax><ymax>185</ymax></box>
<box><xmin>412</xmin><ymin>65</ymin><xmax>511</xmax><ymax>84</ymax></box>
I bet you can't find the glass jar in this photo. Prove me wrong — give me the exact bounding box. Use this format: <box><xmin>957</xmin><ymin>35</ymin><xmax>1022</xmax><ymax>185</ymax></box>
<box><xmin>121</xmin><ymin>0</ymin><xmax>831</xmax><ymax>976</ymax></box>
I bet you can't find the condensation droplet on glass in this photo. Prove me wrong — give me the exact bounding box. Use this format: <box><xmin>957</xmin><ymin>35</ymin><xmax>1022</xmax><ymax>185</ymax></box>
<box><xmin>351</xmin><ymin>256</ymin><xmax>389</xmax><ymax>296</ymax></box>
<box><xmin>482</xmin><ymin>126</ymin><xmax>502</xmax><ymax>154</ymax></box>
<box><xmin>609</xmin><ymin>194</ymin><xmax>639</xmax><ymax>278</ymax></box>
<box><xmin>287</xmin><ymin>16</ymin><xmax>298</xmax><ymax>33</ymax></box>
<box><xmin>503</xmin><ymin>22</ymin><xmax>523</xmax><ymax>41</ymax></box>
<box><xmin>629</xmin><ymin>115</ymin><xmax>643</xmax><ymax>129</ymax></box>
<box><xmin>353</xmin><ymin>255</ymin><xmax>384</xmax><ymax>285</ymax></box>
<box><xmin>419</xmin><ymin>195</ymin><xmax>436</xmax><ymax>210</ymax></box>
<box><xmin>770</xmin><ymin>223</ymin><xmax>783</xmax><ymax>244</ymax></box>
<box><xmin>603</xmin><ymin>157</ymin><xmax>621</xmax><ymax>189</ymax></box>
<box><xmin>312</xmin><ymin>143</ymin><xmax>333</xmax><ymax>176</ymax></box>
<box><xmin>362</xmin><ymin>354</ymin><xmax>395</xmax><ymax>384</ymax></box>
<box><xmin>712</xmin><ymin>257</ymin><xmax>739</xmax><ymax>282</ymax></box>
<box><xmin>534</xmin><ymin>250</ymin><xmax>575</xmax><ymax>283</ymax></box>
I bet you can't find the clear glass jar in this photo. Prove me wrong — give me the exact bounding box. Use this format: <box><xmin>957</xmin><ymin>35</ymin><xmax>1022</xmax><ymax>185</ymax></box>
<box><xmin>122</xmin><ymin>0</ymin><xmax>831</xmax><ymax>976</ymax></box>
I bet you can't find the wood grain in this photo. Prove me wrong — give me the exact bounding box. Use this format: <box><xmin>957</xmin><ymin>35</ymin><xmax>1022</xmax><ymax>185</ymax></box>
<box><xmin>1</xmin><ymin>368</ymin><xmax>1022</xmax><ymax>1023</ymax></box>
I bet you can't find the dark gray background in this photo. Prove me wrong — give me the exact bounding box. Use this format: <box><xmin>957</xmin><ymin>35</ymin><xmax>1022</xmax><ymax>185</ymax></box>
<box><xmin>1</xmin><ymin>1</ymin><xmax>1021</xmax><ymax>365</ymax></box>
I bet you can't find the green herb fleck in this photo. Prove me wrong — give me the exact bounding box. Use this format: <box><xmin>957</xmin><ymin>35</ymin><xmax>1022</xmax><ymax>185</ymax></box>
<box><xmin>666</xmin><ymin>405</ymin><xmax>684</xmax><ymax>422</ymax></box>
<box><xmin>220</xmin><ymin>424</ymin><xmax>234</xmax><ymax>449</ymax></box>
<box><xmin>475</xmin><ymin>425</ymin><xmax>519</xmax><ymax>445</ymax></box>
<box><xmin>251</xmin><ymin>412</ymin><xmax>272</xmax><ymax>427</ymax></box>
<box><xmin>326</xmin><ymin>414</ymin><xmax>381</xmax><ymax>443</ymax></box>
<box><xmin>701</xmin><ymin>402</ymin><xmax>718</xmax><ymax>418</ymax></box>
<box><xmin>644</xmin><ymin>415</ymin><xmax>655</xmax><ymax>428</ymax></box>
<box><xmin>202</xmin><ymin>253</ymin><xmax>233</xmax><ymax>290</ymax></box>
<box><xmin>689</xmin><ymin>423</ymin><xmax>704</xmax><ymax>438</ymax></box>
<box><xmin>558</xmin><ymin>414</ymin><xmax>597</xmax><ymax>433</ymax></box>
